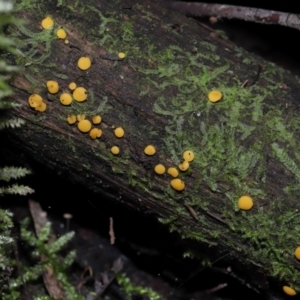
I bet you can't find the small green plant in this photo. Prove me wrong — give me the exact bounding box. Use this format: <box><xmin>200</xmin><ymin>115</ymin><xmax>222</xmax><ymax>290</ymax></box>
<box><xmin>116</xmin><ymin>272</ymin><xmax>163</xmax><ymax>300</ymax></box>
<box><xmin>4</xmin><ymin>217</ymin><xmax>83</xmax><ymax>300</ymax></box>
<box><xmin>0</xmin><ymin>0</ymin><xmax>33</xmax><ymax>295</ymax></box>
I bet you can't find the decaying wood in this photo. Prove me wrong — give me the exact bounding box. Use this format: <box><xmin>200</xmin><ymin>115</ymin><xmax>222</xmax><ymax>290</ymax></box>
<box><xmin>167</xmin><ymin>2</ymin><xmax>300</xmax><ymax>31</ymax></box>
<box><xmin>6</xmin><ymin>0</ymin><xmax>300</xmax><ymax>298</ymax></box>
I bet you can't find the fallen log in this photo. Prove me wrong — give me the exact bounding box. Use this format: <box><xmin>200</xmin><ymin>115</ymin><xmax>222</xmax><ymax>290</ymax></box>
<box><xmin>6</xmin><ymin>0</ymin><xmax>300</xmax><ymax>298</ymax></box>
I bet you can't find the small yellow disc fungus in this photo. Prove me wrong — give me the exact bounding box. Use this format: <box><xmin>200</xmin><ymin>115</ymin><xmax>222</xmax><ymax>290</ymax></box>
<box><xmin>92</xmin><ymin>115</ymin><xmax>101</xmax><ymax>124</ymax></box>
<box><xmin>167</xmin><ymin>167</ymin><xmax>179</xmax><ymax>178</ymax></box>
<box><xmin>68</xmin><ymin>82</ymin><xmax>77</xmax><ymax>90</ymax></box>
<box><xmin>238</xmin><ymin>195</ymin><xmax>253</xmax><ymax>211</ymax></box>
<box><xmin>77</xmin><ymin>114</ymin><xmax>85</xmax><ymax>121</ymax></box>
<box><xmin>118</xmin><ymin>52</ymin><xmax>126</xmax><ymax>59</ymax></box>
<box><xmin>78</xmin><ymin>120</ymin><xmax>92</xmax><ymax>133</ymax></box>
<box><xmin>178</xmin><ymin>160</ymin><xmax>189</xmax><ymax>172</ymax></box>
<box><xmin>67</xmin><ymin>115</ymin><xmax>77</xmax><ymax>125</ymax></box>
<box><xmin>78</xmin><ymin>56</ymin><xmax>91</xmax><ymax>70</ymax></box>
<box><xmin>283</xmin><ymin>286</ymin><xmax>297</xmax><ymax>296</ymax></box>
<box><xmin>208</xmin><ymin>90</ymin><xmax>222</xmax><ymax>103</ymax></box>
<box><xmin>64</xmin><ymin>39</ymin><xmax>69</xmax><ymax>45</ymax></box>
<box><xmin>28</xmin><ymin>94</ymin><xmax>43</xmax><ymax>108</ymax></box>
<box><xmin>183</xmin><ymin>150</ymin><xmax>195</xmax><ymax>162</ymax></box>
<box><xmin>41</xmin><ymin>17</ymin><xmax>54</xmax><ymax>29</ymax></box>
<box><xmin>144</xmin><ymin>145</ymin><xmax>156</xmax><ymax>156</ymax></box>
<box><xmin>56</xmin><ymin>28</ymin><xmax>67</xmax><ymax>39</ymax></box>
<box><xmin>114</xmin><ymin>127</ymin><xmax>125</xmax><ymax>138</ymax></box>
<box><xmin>73</xmin><ymin>87</ymin><xmax>87</xmax><ymax>102</ymax></box>
<box><xmin>170</xmin><ymin>178</ymin><xmax>185</xmax><ymax>191</ymax></box>
<box><xmin>89</xmin><ymin>128</ymin><xmax>102</xmax><ymax>139</ymax></box>
<box><xmin>111</xmin><ymin>146</ymin><xmax>120</xmax><ymax>155</ymax></box>
<box><xmin>35</xmin><ymin>102</ymin><xmax>47</xmax><ymax>112</ymax></box>
<box><xmin>46</xmin><ymin>80</ymin><xmax>59</xmax><ymax>94</ymax></box>
<box><xmin>294</xmin><ymin>247</ymin><xmax>300</xmax><ymax>260</ymax></box>
<box><xmin>154</xmin><ymin>164</ymin><xmax>166</xmax><ymax>175</ymax></box>
<box><xmin>60</xmin><ymin>93</ymin><xmax>73</xmax><ymax>105</ymax></box>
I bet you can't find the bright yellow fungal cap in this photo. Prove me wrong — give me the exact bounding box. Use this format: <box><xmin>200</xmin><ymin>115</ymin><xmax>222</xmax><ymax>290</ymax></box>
<box><xmin>68</xmin><ymin>82</ymin><xmax>77</xmax><ymax>90</ymax></box>
<box><xmin>114</xmin><ymin>127</ymin><xmax>124</xmax><ymax>138</ymax></box>
<box><xmin>111</xmin><ymin>146</ymin><xmax>120</xmax><ymax>155</ymax></box>
<box><xmin>154</xmin><ymin>164</ymin><xmax>166</xmax><ymax>175</ymax></box>
<box><xmin>118</xmin><ymin>52</ymin><xmax>126</xmax><ymax>59</ymax></box>
<box><xmin>89</xmin><ymin>128</ymin><xmax>102</xmax><ymax>139</ymax></box>
<box><xmin>238</xmin><ymin>195</ymin><xmax>253</xmax><ymax>210</ymax></box>
<box><xmin>41</xmin><ymin>17</ymin><xmax>54</xmax><ymax>29</ymax></box>
<box><xmin>144</xmin><ymin>145</ymin><xmax>156</xmax><ymax>156</ymax></box>
<box><xmin>67</xmin><ymin>115</ymin><xmax>77</xmax><ymax>125</ymax></box>
<box><xmin>56</xmin><ymin>28</ymin><xmax>67</xmax><ymax>39</ymax></box>
<box><xmin>283</xmin><ymin>286</ymin><xmax>297</xmax><ymax>296</ymax></box>
<box><xmin>294</xmin><ymin>247</ymin><xmax>300</xmax><ymax>260</ymax></box>
<box><xmin>92</xmin><ymin>115</ymin><xmax>101</xmax><ymax>124</ymax></box>
<box><xmin>77</xmin><ymin>114</ymin><xmax>85</xmax><ymax>121</ymax></box>
<box><xmin>73</xmin><ymin>87</ymin><xmax>87</xmax><ymax>102</ymax></box>
<box><xmin>167</xmin><ymin>167</ymin><xmax>179</xmax><ymax>178</ymax></box>
<box><xmin>46</xmin><ymin>80</ymin><xmax>59</xmax><ymax>94</ymax></box>
<box><xmin>78</xmin><ymin>56</ymin><xmax>91</xmax><ymax>70</ymax></box>
<box><xmin>78</xmin><ymin>120</ymin><xmax>92</xmax><ymax>133</ymax></box>
<box><xmin>35</xmin><ymin>101</ymin><xmax>47</xmax><ymax>112</ymax></box>
<box><xmin>60</xmin><ymin>93</ymin><xmax>73</xmax><ymax>105</ymax></box>
<box><xmin>208</xmin><ymin>90</ymin><xmax>222</xmax><ymax>103</ymax></box>
<box><xmin>28</xmin><ymin>94</ymin><xmax>43</xmax><ymax>108</ymax></box>
<box><xmin>183</xmin><ymin>150</ymin><xmax>195</xmax><ymax>162</ymax></box>
<box><xmin>178</xmin><ymin>160</ymin><xmax>189</xmax><ymax>172</ymax></box>
<box><xmin>170</xmin><ymin>178</ymin><xmax>185</xmax><ymax>191</ymax></box>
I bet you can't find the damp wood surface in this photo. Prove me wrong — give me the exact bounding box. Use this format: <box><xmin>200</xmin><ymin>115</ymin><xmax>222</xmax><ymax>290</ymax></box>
<box><xmin>5</xmin><ymin>0</ymin><xmax>300</xmax><ymax>297</ymax></box>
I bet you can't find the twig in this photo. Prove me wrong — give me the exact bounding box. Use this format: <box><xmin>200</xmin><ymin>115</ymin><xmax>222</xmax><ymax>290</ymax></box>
<box><xmin>168</xmin><ymin>2</ymin><xmax>300</xmax><ymax>31</ymax></box>
<box><xmin>109</xmin><ymin>217</ymin><xmax>115</xmax><ymax>245</ymax></box>
<box><xmin>205</xmin><ymin>283</ymin><xmax>228</xmax><ymax>294</ymax></box>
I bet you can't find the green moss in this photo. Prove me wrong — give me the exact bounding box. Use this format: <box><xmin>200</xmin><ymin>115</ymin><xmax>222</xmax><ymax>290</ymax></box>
<box><xmin>9</xmin><ymin>0</ymin><xmax>300</xmax><ymax>292</ymax></box>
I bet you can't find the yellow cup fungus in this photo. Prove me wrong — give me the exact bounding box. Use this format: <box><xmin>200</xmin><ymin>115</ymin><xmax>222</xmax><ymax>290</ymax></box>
<box><xmin>35</xmin><ymin>102</ymin><xmax>47</xmax><ymax>112</ymax></box>
<box><xmin>167</xmin><ymin>167</ymin><xmax>179</xmax><ymax>178</ymax></box>
<box><xmin>28</xmin><ymin>94</ymin><xmax>43</xmax><ymax>108</ymax></box>
<box><xmin>170</xmin><ymin>178</ymin><xmax>185</xmax><ymax>191</ymax></box>
<box><xmin>208</xmin><ymin>90</ymin><xmax>222</xmax><ymax>103</ymax></box>
<box><xmin>89</xmin><ymin>128</ymin><xmax>102</xmax><ymax>139</ymax></box>
<box><xmin>114</xmin><ymin>127</ymin><xmax>125</xmax><ymax>138</ymax></box>
<box><xmin>111</xmin><ymin>146</ymin><xmax>120</xmax><ymax>155</ymax></box>
<box><xmin>144</xmin><ymin>145</ymin><xmax>156</xmax><ymax>156</ymax></box>
<box><xmin>60</xmin><ymin>93</ymin><xmax>73</xmax><ymax>105</ymax></box>
<box><xmin>183</xmin><ymin>150</ymin><xmax>195</xmax><ymax>162</ymax></box>
<box><xmin>78</xmin><ymin>120</ymin><xmax>92</xmax><ymax>133</ymax></box>
<box><xmin>294</xmin><ymin>247</ymin><xmax>300</xmax><ymax>260</ymax></box>
<box><xmin>68</xmin><ymin>82</ymin><xmax>77</xmax><ymax>90</ymax></box>
<box><xmin>56</xmin><ymin>28</ymin><xmax>67</xmax><ymax>39</ymax></box>
<box><xmin>78</xmin><ymin>56</ymin><xmax>91</xmax><ymax>70</ymax></box>
<box><xmin>238</xmin><ymin>195</ymin><xmax>253</xmax><ymax>211</ymax></box>
<box><xmin>64</xmin><ymin>39</ymin><xmax>69</xmax><ymax>45</ymax></box>
<box><xmin>283</xmin><ymin>286</ymin><xmax>297</xmax><ymax>296</ymax></box>
<box><xmin>73</xmin><ymin>87</ymin><xmax>87</xmax><ymax>102</ymax></box>
<box><xmin>67</xmin><ymin>115</ymin><xmax>77</xmax><ymax>125</ymax></box>
<box><xmin>118</xmin><ymin>52</ymin><xmax>126</xmax><ymax>59</ymax></box>
<box><xmin>178</xmin><ymin>160</ymin><xmax>189</xmax><ymax>172</ymax></box>
<box><xmin>77</xmin><ymin>114</ymin><xmax>85</xmax><ymax>121</ymax></box>
<box><xmin>92</xmin><ymin>115</ymin><xmax>101</xmax><ymax>124</ymax></box>
<box><xmin>154</xmin><ymin>164</ymin><xmax>166</xmax><ymax>175</ymax></box>
<box><xmin>41</xmin><ymin>17</ymin><xmax>54</xmax><ymax>29</ymax></box>
<box><xmin>46</xmin><ymin>80</ymin><xmax>59</xmax><ymax>94</ymax></box>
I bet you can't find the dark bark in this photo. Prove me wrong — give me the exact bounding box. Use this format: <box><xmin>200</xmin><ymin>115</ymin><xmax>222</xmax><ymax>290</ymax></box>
<box><xmin>6</xmin><ymin>0</ymin><xmax>300</xmax><ymax>298</ymax></box>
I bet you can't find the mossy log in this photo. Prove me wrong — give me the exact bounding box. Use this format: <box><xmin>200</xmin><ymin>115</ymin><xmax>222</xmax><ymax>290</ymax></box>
<box><xmin>6</xmin><ymin>0</ymin><xmax>300</xmax><ymax>297</ymax></box>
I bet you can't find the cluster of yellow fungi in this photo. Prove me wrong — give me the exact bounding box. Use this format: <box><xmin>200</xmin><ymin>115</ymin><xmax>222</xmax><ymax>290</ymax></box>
<box><xmin>145</xmin><ymin>147</ymin><xmax>195</xmax><ymax>192</ymax></box>
<box><xmin>28</xmin><ymin>94</ymin><xmax>47</xmax><ymax>112</ymax></box>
